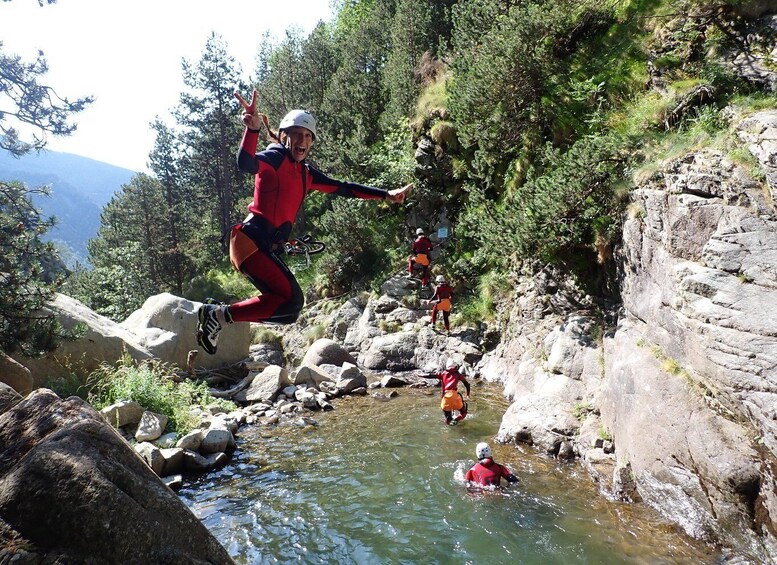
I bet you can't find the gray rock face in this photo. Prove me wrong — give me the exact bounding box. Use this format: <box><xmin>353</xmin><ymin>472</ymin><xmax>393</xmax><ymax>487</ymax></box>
<box><xmin>613</xmin><ymin>134</ymin><xmax>777</xmax><ymax>554</ymax></box>
<box><xmin>11</xmin><ymin>293</ymin><xmax>154</xmax><ymax>385</ymax></box>
<box><xmin>602</xmin><ymin>317</ymin><xmax>761</xmax><ymax>544</ymax></box>
<box><xmin>122</xmin><ymin>293</ymin><xmax>252</xmax><ymax>370</ymax></box>
<box><xmin>0</xmin><ymin>389</ymin><xmax>232</xmax><ymax>564</ymax></box>
<box><xmin>483</xmin><ymin>111</ymin><xmax>777</xmax><ymax>560</ymax></box>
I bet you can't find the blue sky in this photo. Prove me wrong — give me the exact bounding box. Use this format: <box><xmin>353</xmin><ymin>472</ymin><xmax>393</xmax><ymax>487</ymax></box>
<box><xmin>0</xmin><ymin>0</ymin><xmax>333</xmax><ymax>172</ymax></box>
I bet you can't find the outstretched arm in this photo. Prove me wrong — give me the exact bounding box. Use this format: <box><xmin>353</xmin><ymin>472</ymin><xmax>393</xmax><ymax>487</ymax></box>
<box><xmin>386</xmin><ymin>183</ymin><xmax>413</xmax><ymax>203</ymax></box>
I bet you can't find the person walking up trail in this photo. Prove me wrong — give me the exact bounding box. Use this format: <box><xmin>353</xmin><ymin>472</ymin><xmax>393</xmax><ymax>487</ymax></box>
<box><xmin>197</xmin><ymin>89</ymin><xmax>412</xmax><ymax>354</ymax></box>
<box><xmin>408</xmin><ymin>227</ymin><xmax>433</xmax><ymax>286</ymax></box>
<box><xmin>429</xmin><ymin>275</ymin><xmax>453</xmax><ymax>332</ymax></box>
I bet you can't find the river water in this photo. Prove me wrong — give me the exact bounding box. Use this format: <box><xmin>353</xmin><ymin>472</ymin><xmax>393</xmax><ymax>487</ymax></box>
<box><xmin>179</xmin><ymin>382</ymin><xmax>720</xmax><ymax>564</ymax></box>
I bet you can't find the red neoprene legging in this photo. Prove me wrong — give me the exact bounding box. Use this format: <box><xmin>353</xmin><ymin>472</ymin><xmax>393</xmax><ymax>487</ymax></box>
<box><xmin>228</xmin><ymin>244</ymin><xmax>303</xmax><ymax>324</ymax></box>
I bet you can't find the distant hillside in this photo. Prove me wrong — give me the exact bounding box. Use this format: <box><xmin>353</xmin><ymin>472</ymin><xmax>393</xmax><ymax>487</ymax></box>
<box><xmin>0</xmin><ymin>151</ymin><xmax>137</xmax><ymax>266</ymax></box>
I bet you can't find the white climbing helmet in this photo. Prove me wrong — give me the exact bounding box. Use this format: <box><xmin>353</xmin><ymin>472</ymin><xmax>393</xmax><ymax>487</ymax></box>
<box><xmin>476</xmin><ymin>442</ymin><xmax>492</xmax><ymax>460</ymax></box>
<box><xmin>279</xmin><ymin>110</ymin><xmax>317</xmax><ymax>139</ymax></box>
<box><xmin>445</xmin><ymin>357</ymin><xmax>459</xmax><ymax>370</ymax></box>
<box><xmin>416</xmin><ymin>227</ymin><xmax>425</xmax><ymax>236</ymax></box>
<box><xmin>435</xmin><ymin>275</ymin><xmax>445</xmax><ymax>284</ymax></box>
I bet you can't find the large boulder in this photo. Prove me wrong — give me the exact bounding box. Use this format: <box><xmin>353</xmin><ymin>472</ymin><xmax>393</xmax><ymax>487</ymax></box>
<box><xmin>0</xmin><ymin>383</ymin><xmax>21</xmax><ymax>416</ymax></box>
<box><xmin>302</xmin><ymin>338</ymin><xmax>357</xmax><ymax>367</ymax></box>
<box><xmin>0</xmin><ymin>389</ymin><xmax>232</xmax><ymax>563</ymax></box>
<box><xmin>11</xmin><ymin>293</ymin><xmax>153</xmax><ymax>386</ymax></box>
<box><xmin>122</xmin><ymin>293</ymin><xmax>252</xmax><ymax>370</ymax></box>
<box><xmin>0</xmin><ymin>351</ymin><xmax>32</xmax><ymax>395</ymax></box>
<box><xmin>233</xmin><ymin>365</ymin><xmax>291</xmax><ymax>404</ymax></box>
<box><xmin>497</xmin><ymin>394</ymin><xmax>582</xmax><ymax>457</ymax></box>
<box><xmin>294</xmin><ymin>364</ymin><xmax>334</xmax><ymax>389</ymax></box>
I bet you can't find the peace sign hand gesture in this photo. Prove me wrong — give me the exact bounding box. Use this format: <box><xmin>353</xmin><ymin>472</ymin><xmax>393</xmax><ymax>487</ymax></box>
<box><xmin>234</xmin><ymin>89</ymin><xmax>262</xmax><ymax>130</ymax></box>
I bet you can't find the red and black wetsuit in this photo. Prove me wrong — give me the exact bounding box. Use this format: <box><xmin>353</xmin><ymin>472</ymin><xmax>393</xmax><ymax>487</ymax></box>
<box><xmin>230</xmin><ymin>129</ymin><xmax>387</xmax><ymax>323</ymax></box>
<box><xmin>408</xmin><ymin>235</ymin><xmax>433</xmax><ymax>285</ymax></box>
<box><xmin>433</xmin><ymin>368</ymin><xmax>470</xmax><ymax>423</ymax></box>
<box><xmin>436</xmin><ymin>368</ymin><xmax>470</xmax><ymax>396</ymax></box>
<box><xmin>412</xmin><ymin>236</ymin><xmax>433</xmax><ymax>256</ymax></box>
<box><xmin>431</xmin><ymin>282</ymin><xmax>453</xmax><ymax>330</ymax></box>
<box><xmin>465</xmin><ymin>458</ymin><xmax>518</xmax><ymax>486</ymax></box>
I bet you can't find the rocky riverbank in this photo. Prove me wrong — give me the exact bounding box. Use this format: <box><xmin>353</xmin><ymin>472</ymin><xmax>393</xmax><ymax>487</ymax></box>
<box><xmin>1</xmin><ymin>109</ymin><xmax>775</xmax><ymax>564</ymax></box>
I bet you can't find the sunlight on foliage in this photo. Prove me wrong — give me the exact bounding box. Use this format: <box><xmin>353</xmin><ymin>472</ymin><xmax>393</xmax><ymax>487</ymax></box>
<box><xmin>85</xmin><ymin>358</ymin><xmax>235</xmax><ymax>437</ymax></box>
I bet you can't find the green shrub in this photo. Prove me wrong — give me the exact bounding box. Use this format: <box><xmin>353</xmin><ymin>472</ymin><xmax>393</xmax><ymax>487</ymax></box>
<box><xmin>303</xmin><ymin>323</ymin><xmax>326</xmax><ymax>346</ymax></box>
<box><xmin>86</xmin><ymin>358</ymin><xmax>236</xmax><ymax>436</ymax></box>
<box><xmin>253</xmin><ymin>326</ymin><xmax>283</xmax><ymax>347</ymax></box>
<box><xmin>185</xmin><ymin>266</ymin><xmax>257</xmax><ymax>304</ymax></box>
<box><xmin>573</xmin><ymin>402</ymin><xmax>594</xmax><ymax>419</ymax></box>
<box><xmin>379</xmin><ymin>319</ymin><xmax>402</xmax><ymax>333</ymax></box>
<box><xmin>46</xmin><ymin>371</ymin><xmax>91</xmax><ymax>400</ymax></box>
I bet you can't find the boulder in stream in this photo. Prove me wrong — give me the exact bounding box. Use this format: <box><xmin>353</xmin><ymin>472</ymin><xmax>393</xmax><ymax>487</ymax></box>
<box><xmin>0</xmin><ymin>389</ymin><xmax>233</xmax><ymax>564</ymax></box>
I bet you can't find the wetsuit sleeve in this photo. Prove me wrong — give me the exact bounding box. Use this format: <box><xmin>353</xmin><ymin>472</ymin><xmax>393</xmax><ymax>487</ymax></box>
<box><xmin>308</xmin><ymin>165</ymin><xmax>388</xmax><ymax>200</ymax></box>
<box><xmin>501</xmin><ymin>465</ymin><xmax>519</xmax><ymax>483</ymax></box>
<box><xmin>237</xmin><ymin>128</ymin><xmax>261</xmax><ymax>174</ymax></box>
<box><xmin>461</xmin><ymin>377</ymin><xmax>471</xmax><ymax>396</ymax></box>
<box><xmin>465</xmin><ymin>468</ymin><xmax>474</xmax><ymax>482</ymax></box>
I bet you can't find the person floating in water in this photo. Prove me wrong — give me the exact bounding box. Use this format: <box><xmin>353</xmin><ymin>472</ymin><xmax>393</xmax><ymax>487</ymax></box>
<box><xmin>431</xmin><ymin>358</ymin><xmax>470</xmax><ymax>425</ymax></box>
<box><xmin>196</xmin><ymin>89</ymin><xmax>412</xmax><ymax>355</ymax></box>
<box><xmin>429</xmin><ymin>274</ymin><xmax>453</xmax><ymax>332</ymax></box>
<box><xmin>465</xmin><ymin>442</ymin><xmax>518</xmax><ymax>487</ymax></box>
<box><xmin>407</xmin><ymin>227</ymin><xmax>433</xmax><ymax>286</ymax></box>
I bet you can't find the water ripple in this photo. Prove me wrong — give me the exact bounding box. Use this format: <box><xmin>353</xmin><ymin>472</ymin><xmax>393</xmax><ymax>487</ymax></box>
<box><xmin>180</xmin><ymin>385</ymin><xmax>719</xmax><ymax>564</ymax></box>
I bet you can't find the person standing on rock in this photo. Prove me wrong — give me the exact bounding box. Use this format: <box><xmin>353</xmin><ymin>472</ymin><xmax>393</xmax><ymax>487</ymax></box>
<box><xmin>430</xmin><ymin>357</ymin><xmax>470</xmax><ymax>425</ymax></box>
<box><xmin>407</xmin><ymin>227</ymin><xmax>433</xmax><ymax>286</ymax></box>
<box><xmin>196</xmin><ymin>89</ymin><xmax>412</xmax><ymax>354</ymax></box>
<box><xmin>429</xmin><ymin>274</ymin><xmax>453</xmax><ymax>332</ymax></box>
<box><xmin>465</xmin><ymin>442</ymin><xmax>518</xmax><ymax>487</ymax></box>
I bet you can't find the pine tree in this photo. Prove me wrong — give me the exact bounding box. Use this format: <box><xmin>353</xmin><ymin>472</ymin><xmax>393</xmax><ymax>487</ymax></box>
<box><xmin>0</xmin><ymin>181</ymin><xmax>71</xmax><ymax>355</ymax></box>
<box><xmin>0</xmin><ymin>1</ymin><xmax>91</xmax><ymax>354</ymax></box>
<box><xmin>149</xmin><ymin>119</ymin><xmax>196</xmax><ymax>295</ymax></box>
<box><xmin>174</xmin><ymin>33</ymin><xmax>251</xmax><ymax>261</ymax></box>
<box><xmin>85</xmin><ymin>174</ymin><xmax>169</xmax><ymax>319</ymax></box>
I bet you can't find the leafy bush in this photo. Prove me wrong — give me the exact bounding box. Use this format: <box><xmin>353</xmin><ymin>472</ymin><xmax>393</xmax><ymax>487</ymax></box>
<box><xmin>85</xmin><ymin>358</ymin><xmax>236</xmax><ymax>436</ymax></box>
<box><xmin>184</xmin><ymin>266</ymin><xmax>257</xmax><ymax>304</ymax></box>
<box><xmin>461</xmin><ymin>133</ymin><xmax>630</xmax><ymax>267</ymax></box>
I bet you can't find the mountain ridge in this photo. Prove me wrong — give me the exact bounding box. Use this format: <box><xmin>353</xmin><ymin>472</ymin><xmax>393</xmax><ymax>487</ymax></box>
<box><xmin>0</xmin><ymin>150</ymin><xmax>137</xmax><ymax>265</ymax></box>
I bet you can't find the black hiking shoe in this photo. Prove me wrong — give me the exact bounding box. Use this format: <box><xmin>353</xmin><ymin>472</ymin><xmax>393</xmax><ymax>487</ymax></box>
<box><xmin>197</xmin><ymin>303</ymin><xmax>222</xmax><ymax>355</ymax></box>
